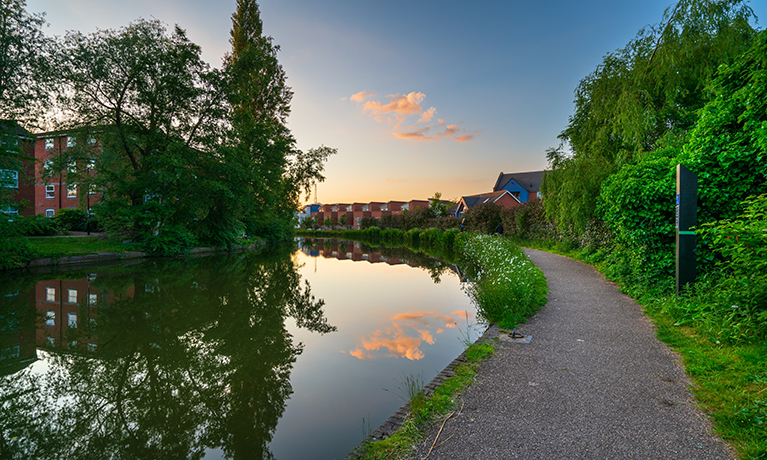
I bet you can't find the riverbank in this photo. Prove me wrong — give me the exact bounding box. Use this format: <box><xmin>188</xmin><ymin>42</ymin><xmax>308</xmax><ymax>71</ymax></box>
<box><xmin>14</xmin><ymin>233</ymin><xmax>266</xmax><ymax>269</ymax></box>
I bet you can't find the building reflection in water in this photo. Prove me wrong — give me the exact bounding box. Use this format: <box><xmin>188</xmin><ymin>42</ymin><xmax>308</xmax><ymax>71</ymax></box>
<box><xmin>0</xmin><ymin>247</ymin><xmax>334</xmax><ymax>460</ymax></box>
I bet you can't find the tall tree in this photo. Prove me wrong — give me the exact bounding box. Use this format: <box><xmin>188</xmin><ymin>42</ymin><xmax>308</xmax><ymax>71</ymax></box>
<box><xmin>0</xmin><ymin>0</ymin><xmax>51</xmax><ymax>126</ymax></box>
<box><xmin>226</xmin><ymin>0</ymin><xmax>335</xmax><ymax>239</ymax></box>
<box><xmin>542</xmin><ymin>0</ymin><xmax>756</xmax><ymax>231</ymax></box>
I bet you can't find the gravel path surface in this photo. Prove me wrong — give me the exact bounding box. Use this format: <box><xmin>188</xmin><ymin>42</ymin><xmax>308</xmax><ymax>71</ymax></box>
<box><xmin>409</xmin><ymin>248</ymin><xmax>734</xmax><ymax>460</ymax></box>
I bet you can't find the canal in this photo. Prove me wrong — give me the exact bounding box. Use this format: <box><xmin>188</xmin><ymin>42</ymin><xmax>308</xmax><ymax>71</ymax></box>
<box><xmin>0</xmin><ymin>239</ymin><xmax>480</xmax><ymax>459</ymax></box>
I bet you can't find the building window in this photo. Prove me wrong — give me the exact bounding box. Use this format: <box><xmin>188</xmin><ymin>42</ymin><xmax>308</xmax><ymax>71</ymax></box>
<box><xmin>67</xmin><ymin>184</ymin><xmax>77</xmax><ymax>199</ymax></box>
<box><xmin>68</xmin><ymin>313</ymin><xmax>77</xmax><ymax>328</ymax></box>
<box><xmin>66</xmin><ymin>137</ymin><xmax>75</xmax><ymax>148</ymax></box>
<box><xmin>89</xmin><ymin>293</ymin><xmax>97</xmax><ymax>305</ymax></box>
<box><xmin>87</xmin><ymin>159</ymin><xmax>95</xmax><ymax>171</ymax></box>
<box><xmin>45</xmin><ymin>208</ymin><xmax>55</xmax><ymax>218</ymax></box>
<box><xmin>44</xmin><ymin>138</ymin><xmax>54</xmax><ymax>150</ymax></box>
<box><xmin>381</xmin><ymin>204</ymin><xmax>388</xmax><ymax>211</ymax></box>
<box><xmin>46</xmin><ymin>184</ymin><xmax>55</xmax><ymax>199</ymax></box>
<box><xmin>43</xmin><ymin>159</ymin><xmax>53</xmax><ymax>170</ymax></box>
<box><xmin>89</xmin><ymin>184</ymin><xmax>98</xmax><ymax>195</ymax></box>
<box><xmin>1</xmin><ymin>170</ymin><xmax>18</xmax><ymax>188</ymax></box>
<box><xmin>1</xmin><ymin>204</ymin><xmax>18</xmax><ymax>215</ymax></box>
<box><xmin>87</xmin><ymin>342</ymin><xmax>97</xmax><ymax>352</ymax></box>
<box><xmin>46</xmin><ymin>310</ymin><xmax>55</xmax><ymax>327</ymax></box>
<box><xmin>46</xmin><ymin>336</ymin><xmax>55</xmax><ymax>346</ymax></box>
<box><xmin>46</xmin><ymin>287</ymin><xmax>55</xmax><ymax>302</ymax></box>
<box><xmin>67</xmin><ymin>289</ymin><xmax>77</xmax><ymax>303</ymax></box>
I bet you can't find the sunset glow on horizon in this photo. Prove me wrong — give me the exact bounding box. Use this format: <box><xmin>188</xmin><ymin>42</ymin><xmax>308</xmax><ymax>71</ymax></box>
<box><xmin>26</xmin><ymin>0</ymin><xmax>767</xmax><ymax>205</ymax></box>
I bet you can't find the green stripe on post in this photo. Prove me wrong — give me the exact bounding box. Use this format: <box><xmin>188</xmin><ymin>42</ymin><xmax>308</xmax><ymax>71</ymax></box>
<box><xmin>678</xmin><ymin>231</ymin><xmax>695</xmax><ymax>235</ymax></box>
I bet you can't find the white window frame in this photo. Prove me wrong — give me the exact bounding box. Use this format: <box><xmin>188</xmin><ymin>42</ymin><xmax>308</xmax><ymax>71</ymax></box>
<box><xmin>68</xmin><ymin>313</ymin><xmax>77</xmax><ymax>328</ymax></box>
<box><xmin>45</xmin><ymin>287</ymin><xmax>55</xmax><ymax>302</ymax></box>
<box><xmin>89</xmin><ymin>183</ymin><xmax>98</xmax><ymax>195</ymax></box>
<box><xmin>67</xmin><ymin>184</ymin><xmax>77</xmax><ymax>199</ymax></box>
<box><xmin>45</xmin><ymin>184</ymin><xmax>55</xmax><ymax>199</ymax></box>
<box><xmin>46</xmin><ymin>310</ymin><xmax>55</xmax><ymax>326</ymax></box>
<box><xmin>45</xmin><ymin>208</ymin><xmax>55</xmax><ymax>218</ymax></box>
<box><xmin>1</xmin><ymin>204</ymin><xmax>18</xmax><ymax>215</ymax></box>
<box><xmin>66</xmin><ymin>137</ymin><xmax>75</xmax><ymax>148</ymax></box>
<box><xmin>67</xmin><ymin>288</ymin><xmax>77</xmax><ymax>303</ymax></box>
<box><xmin>44</xmin><ymin>138</ymin><xmax>54</xmax><ymax>150</ymax></box>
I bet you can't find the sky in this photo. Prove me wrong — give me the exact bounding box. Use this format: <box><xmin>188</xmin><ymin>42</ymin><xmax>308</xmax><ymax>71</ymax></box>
<box><xmin>26</xmin><ymin>0</ymin><xmax>767</xmax><ymax>205</ymax></box>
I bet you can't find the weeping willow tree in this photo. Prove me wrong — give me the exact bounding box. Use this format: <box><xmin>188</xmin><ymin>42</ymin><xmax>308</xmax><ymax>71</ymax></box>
<box><xmin>542</xmin><ymin>0</ymin><xmax>757</xmax><ymax>232</ymax></box>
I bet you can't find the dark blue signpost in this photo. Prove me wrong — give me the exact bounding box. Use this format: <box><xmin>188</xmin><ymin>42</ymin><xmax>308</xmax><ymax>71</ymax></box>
<box><xmin>676</xmin><ymin>164</ymin><xmax>698</xmax><ymax>296</ymax></box>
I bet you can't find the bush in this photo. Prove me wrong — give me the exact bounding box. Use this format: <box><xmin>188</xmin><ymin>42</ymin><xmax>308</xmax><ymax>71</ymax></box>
<box><xmin>458</xmin><ymin>234</ymin><xmax>548</xmax><ymax>329</ymax></box>
<box><xmin>55</xmin><ymin>208</ymin><xmax>87</xmax><ymax>231</ymax></box>
<box><xmin>462</xmin><ymin>203</ymin><xmax>503</xmax><ymax>235</ymax></box>
<box><xmin>22</xmin><ymin>214</ymin><xmax>59</xmax><ymax>236</ymax></box>
<box><xmin>404</xmin><ymin>228</ymin><xmax>423</xmax><ymax>245</ymax></box>
<box><xmin>0</xmin><ymin>218</ymin><xmax>32</xmax><ymax>269</ymax></box>
<box><xmin>419</xmin><ymin>228</ymin><xmax>443</xmax><ymax>248</ymax></box>
<box><xmin>140</xmin><ymin>225</ymin><xmax>198</xmax><ymax>256</ymax></box>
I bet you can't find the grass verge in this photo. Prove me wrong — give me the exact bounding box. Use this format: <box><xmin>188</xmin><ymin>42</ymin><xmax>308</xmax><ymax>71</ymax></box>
<box><xmin>356</xmin><ymin>341</ymin><xmax>495</xmax><ymax>459</ymax></box>
<box><xmin>27</xmin><ymin>236</ymin><xmax>142</xmax><ymax>259</ymax></box>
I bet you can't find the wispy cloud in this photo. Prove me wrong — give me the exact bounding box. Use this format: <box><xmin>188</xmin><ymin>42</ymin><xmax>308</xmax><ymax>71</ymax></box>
<box><xmin>350</xmin><ymin>91</ymin><xmax>478</xmax><ymax>142</ymax></box>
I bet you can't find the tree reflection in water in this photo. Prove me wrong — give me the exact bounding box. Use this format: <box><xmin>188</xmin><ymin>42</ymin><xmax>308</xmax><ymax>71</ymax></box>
<box><xmin>0</xmin><ymin>242</ymin><xmax>334</xmax><ymax>460</ymax></box>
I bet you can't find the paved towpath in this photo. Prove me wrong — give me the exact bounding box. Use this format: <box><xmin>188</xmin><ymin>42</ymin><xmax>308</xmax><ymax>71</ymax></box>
<box><xmin>409</xmin><ymin>248</ymin><xmax>734</xmax><ymax>460</ymax></box>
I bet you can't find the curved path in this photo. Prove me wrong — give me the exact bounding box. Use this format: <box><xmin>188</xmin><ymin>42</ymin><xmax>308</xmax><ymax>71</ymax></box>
<box><xmin>409</xmin><ymin>248</ymin><xmax>734</xmax><ymax>459</ymax></box>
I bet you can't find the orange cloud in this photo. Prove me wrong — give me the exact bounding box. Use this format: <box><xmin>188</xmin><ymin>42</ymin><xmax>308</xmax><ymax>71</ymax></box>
<box><xmin>349</xmin><ymin>90</ymin><xmax>477</xmax><ymax>142</ymax></box>
<box><xmin>350</xmin><ymin>90</ymin><xmax>375</xmax><ymax>103</ymax></box>
<box><xmin>350</xmin><ymin>311</ymin><xmax>468</xmax><ymax>361</ymax></box>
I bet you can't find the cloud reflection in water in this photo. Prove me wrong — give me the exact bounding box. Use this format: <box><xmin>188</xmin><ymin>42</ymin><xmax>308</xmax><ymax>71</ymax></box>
<box><xmin>348</xmin><ymin>310</ymin><xmax>474</xmax><ymax>361</ymax></box>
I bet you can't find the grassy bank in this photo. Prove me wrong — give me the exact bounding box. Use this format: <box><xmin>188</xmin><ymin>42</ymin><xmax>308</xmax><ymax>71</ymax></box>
<box><xmin>512</xmin><ymin>236</ymin><xmax>767</xmax><ymax>459</ymax></box>
<box><xmin>300</xmin><ymin>229</ymin><xmax>548</xmax><ymax>458</ymax></box>
<box><xmin>26</xmin><ymin>236</ymin><xmax>142</xmax><ymax>260</ymax></box>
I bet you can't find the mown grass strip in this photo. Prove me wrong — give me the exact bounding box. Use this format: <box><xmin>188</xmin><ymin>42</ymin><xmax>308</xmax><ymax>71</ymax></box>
<box><xmin>27</xmin><ymin>236</ymin><xmax>142</xmax><ymax>259</ymax></box>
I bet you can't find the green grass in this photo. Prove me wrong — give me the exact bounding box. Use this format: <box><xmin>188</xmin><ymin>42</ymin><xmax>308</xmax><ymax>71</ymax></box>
<box><xmin>357</xmin><ymin>341</ymin><xmax>494</xmax><ymax>459</ymax></box>
<box><xmin>27</xmin><ymin>236</ymin><xmax>142</xmax><ymax>259</ymax></box>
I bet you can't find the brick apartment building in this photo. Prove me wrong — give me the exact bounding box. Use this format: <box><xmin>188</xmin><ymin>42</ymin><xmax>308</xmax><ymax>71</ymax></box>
<box><xmin>1</xmin><ymin>122</ymin><xmax>101</xmax><ymax>217</ymax></box>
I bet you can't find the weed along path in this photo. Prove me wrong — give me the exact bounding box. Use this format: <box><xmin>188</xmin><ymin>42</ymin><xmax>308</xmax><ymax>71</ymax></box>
<box><xmin>410</xmin><ymin>248</ymin><xmax>734</xmax><ymax>460</ymax></box>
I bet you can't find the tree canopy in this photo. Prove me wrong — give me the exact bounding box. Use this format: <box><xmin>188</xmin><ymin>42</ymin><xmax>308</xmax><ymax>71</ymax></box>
<box><xmin>27</xmin><ymin>0</ymin><xmax>336</xmax><ymax>250</ymax></box>
<box><xmin>542</xmin><ymin>0</ymin><xmax>757</xmax><ymax>231</ymax></box>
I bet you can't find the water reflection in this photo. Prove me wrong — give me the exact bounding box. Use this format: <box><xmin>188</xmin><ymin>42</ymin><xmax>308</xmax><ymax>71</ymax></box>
<box><xmin>299</xmin><ymin>239</ymin><xmax>472</xmax><ymax>362</ymax></box>
<box><xmin>0</xmin><ymin>244</ymin><xmax>333</xmax><ymax>460</ymax></box>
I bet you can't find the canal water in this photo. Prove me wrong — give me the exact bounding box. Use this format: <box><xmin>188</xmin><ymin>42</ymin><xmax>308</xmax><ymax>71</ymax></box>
<box><xmin>0</xmin><ymin>239</ymin><xmax>480</xmax><ymax>459</ymax></box>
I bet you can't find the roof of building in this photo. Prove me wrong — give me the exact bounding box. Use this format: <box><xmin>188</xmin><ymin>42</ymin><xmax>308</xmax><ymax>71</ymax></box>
<box><xmin>493</xmin><ymin>170</ymin><xmax>547</xmax><ymax>193</ymax></box>
<box><xmin>460</xmin><ymin>190</ymin><xmax>521</xmax><ymax>210</ymax></box>
<box><xmin>0</xmin><ymin>120</ymin><xmax>34</xmax><ymax>139</ymax></box>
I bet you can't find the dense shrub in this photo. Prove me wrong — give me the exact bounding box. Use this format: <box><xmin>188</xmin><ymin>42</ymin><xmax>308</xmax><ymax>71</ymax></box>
<box><xmin>458</xmin><ymin>234</ymin><xmax>548</xmax><ymax>329</ymax></box>
<box><xmin>0</xmin><ymin>218</ymin><xmax>32</xmax><ymax>269</ymax></box>
<box><xmin>55</xmin><ymin>208</ymin><xmax>87</xmax><ymax>231</ymax></box>
<box><xmin>462</xmin><ymin>203</ymin><xmax>503</xmax><ymax>234</ymax></box>
<box><xmin>22</xmin><ymin>214</ymin><xmax>59</xmax><ymax>236</ymax></box>
<box><xmin>419</xmin><ymin>228</ymin><xmax>443</xmax><ymax>248</ymax></box>
<box><xmin>140</xmin><ymin>225</ymin><xmax>198</xmax><ymax>256</ymax></box>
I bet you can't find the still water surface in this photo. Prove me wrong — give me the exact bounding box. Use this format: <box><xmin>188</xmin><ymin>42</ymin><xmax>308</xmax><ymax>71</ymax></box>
<box><xmin>0</xmin><ymin>239</ymin><xmax>479</xmax><ymax>459</ymax></box>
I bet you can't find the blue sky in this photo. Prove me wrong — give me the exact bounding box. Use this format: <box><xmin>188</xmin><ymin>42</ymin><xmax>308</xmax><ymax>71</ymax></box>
<box><xmin>27</xmin><ymin>0</ymin><xmax>767</xmax><ymax>204</ymax></box>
